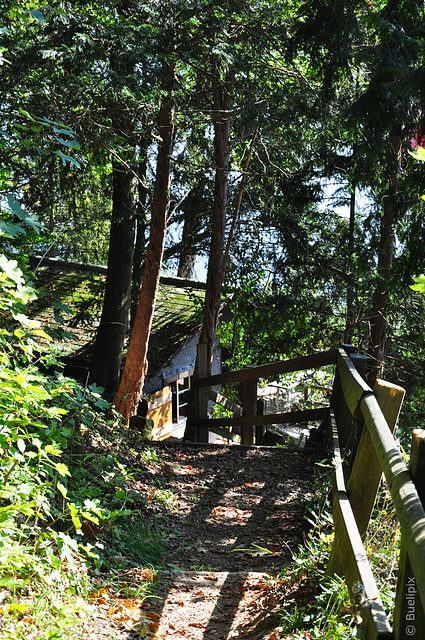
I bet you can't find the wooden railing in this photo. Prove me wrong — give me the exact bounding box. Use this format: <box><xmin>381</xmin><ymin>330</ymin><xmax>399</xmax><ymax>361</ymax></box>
<box><xmin>190</xmin><ymin>344</ymin><xmax>425</xmax><ymax>639</ymax></box>
<box><xmin>191</xmin><ymin>343</ymin><xmax>337</xmax><ymax>444</ymax></box>
<box><xmin>328</xmin><ymin>348</ymin><xmax>425</xmax><ymax>639</ymax></box>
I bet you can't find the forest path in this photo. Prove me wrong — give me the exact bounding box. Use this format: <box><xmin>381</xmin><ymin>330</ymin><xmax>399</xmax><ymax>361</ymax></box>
<box><xmin>127</xmin><ymin>443</ymin><xmax>317</xmax><ymax>639</ymax></box>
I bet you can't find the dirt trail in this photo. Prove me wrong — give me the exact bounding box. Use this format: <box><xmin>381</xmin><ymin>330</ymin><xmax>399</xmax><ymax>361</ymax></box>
<box><xmin>132</xmin><ymin>443</ymin><xmax>316</xmax><ymax>639</ymax></box>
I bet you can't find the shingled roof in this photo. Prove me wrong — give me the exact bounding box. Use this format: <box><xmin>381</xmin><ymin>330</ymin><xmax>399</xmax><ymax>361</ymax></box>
<box><xmin>28</xmin><ymin>256</ymin><xmax>205</xmax><ymax>385</ymax></box>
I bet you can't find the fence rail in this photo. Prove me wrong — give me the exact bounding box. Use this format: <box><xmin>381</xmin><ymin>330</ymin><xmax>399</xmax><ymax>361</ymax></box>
<box><xmin>192</xmin><ymin>348</ymin><xmax>338</xmax><ymax>388</ymax></box>
<box><xmin>188</xmin><ymin>344</ymin><xmax>425</xmax><ymax>638</ymax></box>
<box><xmin>328</xmin><ymin>348</ymin><xmax>425</xmax><ymax>639</ymax></box>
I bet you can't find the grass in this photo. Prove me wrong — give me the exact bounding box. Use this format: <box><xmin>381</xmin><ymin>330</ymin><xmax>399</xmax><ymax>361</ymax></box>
<box><xmin>271</xmin><ymin>460</ymin><xmax>401</xmax><ymax>640</ymax></box>
<box><xmin>0</xmin><ymin>412</ymin><xmax>404</xmax><ymax>640</ymax></box>
<box><xmin>0</xmin><ymin>349</ymin><xmax>171</xmax><ymax>640</ymax></box>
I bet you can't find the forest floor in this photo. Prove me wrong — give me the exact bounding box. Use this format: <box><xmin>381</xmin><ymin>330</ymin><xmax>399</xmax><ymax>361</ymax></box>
<box><xmin>88</xmin><ymin>434</ymin><xmax>319</xmax><ymax>640</ymax></box>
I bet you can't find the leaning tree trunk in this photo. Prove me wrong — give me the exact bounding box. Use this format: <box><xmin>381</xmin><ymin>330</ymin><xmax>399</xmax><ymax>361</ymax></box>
<box><xmin>113</xmin><ymin>60</ymin><xmax>174</xmax><ymax>421</ymax></box>
<box><xmin>366</xmin><ymin>130</ymin><xmax>402</xmax><ymax>386</ymax></box>
<box><xmin>184</xmin><ymin>56</ymin><xmax>234</xmax><ymax>441</ymax></box>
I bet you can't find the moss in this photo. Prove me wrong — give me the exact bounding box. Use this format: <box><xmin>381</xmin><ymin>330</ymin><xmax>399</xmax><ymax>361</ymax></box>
<box><xmin>30</xmin><ymin>263</ymin><xmax>205</xmax><ymax>378</ymax></box>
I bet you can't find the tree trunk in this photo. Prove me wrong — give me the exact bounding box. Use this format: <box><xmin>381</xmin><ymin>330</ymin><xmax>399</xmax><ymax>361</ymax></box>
<box><xmin>198</xmin><ymin>56</ymin><xmax>234</xmax><ymax>371</ymax></box>
<box><xmin>131</xmin><ymin>137</ymin><xmax>150</xmax><ymax>327</ymax></box>
<box><xmin>113</xmin><ymin>60</ymin><xmax>174</xmax><ymax>420</ymax></box>
<box><xmin>366</xmin><ymin>130</ymin><xmax>402</xmax><ymax>386</ymax></box>
<box><xmin>177</xmin><ymin>196</ymin><xmax>202</xmax><ymax>279</ymax></box>
<box><xmin>89</xmin><ymin>154</ymin><xmax>137</xmax><ymax>393</ymax></box>
<box><xmin>89</xmin><ymin>36</ymin><xmax>138</xmax><ymax>394</ymax></box>
<box><xmin>177</xmin><ymin>252</ymin><xmax>196</xmax><ymax>280</ymax></box>
<box><xmin>344</xmin><ymin>185</ymin><xmax>356</xmax><ymax>344</ymax></box>
<box><xmin>184</xmin><ymin>56</ymin><xmax>234</xmax><ymax>441</ymax></box>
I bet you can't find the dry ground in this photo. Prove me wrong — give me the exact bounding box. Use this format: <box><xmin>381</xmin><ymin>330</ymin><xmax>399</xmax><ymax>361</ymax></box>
<box><xmin>90</xmin><ymin>440</ymin><xmax>318</xmax><ymax>640</ymax></box>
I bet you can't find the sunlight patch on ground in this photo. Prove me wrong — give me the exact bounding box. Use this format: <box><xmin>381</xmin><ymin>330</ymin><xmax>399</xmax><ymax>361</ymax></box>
<box><xmin>150</xmin><ymin>571</ymin><xmax>279</xmax><ymax>639</ymax></box>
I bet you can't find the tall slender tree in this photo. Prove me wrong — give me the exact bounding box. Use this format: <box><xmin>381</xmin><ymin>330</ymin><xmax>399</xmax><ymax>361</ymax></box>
<box><xmin>113</xmin><ymin>58</ymin><xmax>175</xmax><ymax>419</ymax></box>
<box><xmin>197</xmin><ymin>55</ymin><xmax>235</xmax><ymax>372</ymax></box>
<box><xmin>89</xmin><ymin>124</ymin><xmax>137</xmax><ymax>392</ymax></box>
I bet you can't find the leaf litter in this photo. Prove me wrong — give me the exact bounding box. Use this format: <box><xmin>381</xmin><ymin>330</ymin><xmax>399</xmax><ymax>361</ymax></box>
<box><xmin>87</xmin><ymin>435</ymin><xmax>317</xmax><ymax>639</ymax></box>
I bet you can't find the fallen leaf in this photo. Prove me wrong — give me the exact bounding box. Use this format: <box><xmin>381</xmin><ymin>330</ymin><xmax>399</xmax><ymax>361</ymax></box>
<box><xmin>146</xmin><ymin>612</ymin><xmax>160</xmax><ymax>621</ymax></box>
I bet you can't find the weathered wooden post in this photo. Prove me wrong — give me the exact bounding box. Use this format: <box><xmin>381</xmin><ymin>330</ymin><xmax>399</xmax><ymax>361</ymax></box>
<box><xmin>393</xmin><ymin>429</ymin><xmax>425</xmax><ymax>639</ymax></box>
<box><xmin>347</xmin><ymin>379</ymin><xmax>405</xmax><ymax>537</ymax></box>
<box><xmin>241</xmin><ymin>378</ymin><xmax>257</xmax><ymax>445</ymax></box>
<box><xmin>326</xmin><ymin>409</ymin><xmax>394</xmax><ymax>639</ymax></box>
<box><xmin>255</xmin><ymin>398</ymin><xmax>265</xmax><ymax>444</ymax></box>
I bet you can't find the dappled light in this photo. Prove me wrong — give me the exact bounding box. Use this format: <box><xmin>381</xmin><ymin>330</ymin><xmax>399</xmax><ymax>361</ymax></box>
<box><xmin>3</xmin><ymin>1</ymin><xmax>425</xmax><ymax>638</ymax></box>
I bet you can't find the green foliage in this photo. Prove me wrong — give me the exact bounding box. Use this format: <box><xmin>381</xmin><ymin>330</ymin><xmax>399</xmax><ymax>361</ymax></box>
<box><xmin>219</xmin><ymin>270</ymin><xmax>344</xmax><ymax>371</ymax></box>
<box><xmin>411</xmin><ymin>274</ymin><xmax>425</xmax><ymax>295</ymax></box>
<box><xmin>408</xmin><ymin>147</ymin><xmax>425</xmax><ymax>291</ymax></box>
<box><xmin>278</xmin><ymin>463</ymin><xmax>399</xmax><ymax>639</ymax></box>
<box><xmin>0</xmin><ymin>263</ymin><xmax>92</xmax><ymax>636</ymax></box>
<box><xmin>0</xmin><ymin>254</ymin><xmax>170</xmax><ymax>638</ymax></box>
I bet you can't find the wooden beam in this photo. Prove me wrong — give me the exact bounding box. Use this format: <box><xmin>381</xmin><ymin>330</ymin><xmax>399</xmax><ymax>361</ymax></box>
<box><xmin>196</xmin><ymin>343</ymin><xmax>209</xmax><ymax>443</ymax></box>
<box><xmin>208</xmin><ymin>389</ymin><xmax>243</xmax><ymax>416</ymax></box>
<box><xmin>330</xmin><ymin>351</ymin><xmax>367</xmax><ymax>470</ymax></box>
<box><xmin>348</xmin><ymin>379</ymin><xmax>405</xmax><ymax>538</ymax></box>
<box><xmin>393</xmin><ymin>429</ymin><xmax>425</xmax><ymax>639</ymax></box>
<box><xmin>241</xmin><ymin>379</ymin><xmax>257</xmax><ymax>445</ymax></box>
<box><xmin>192</xmin><ymin>349</ymin><xmax>338</xmax><ymax>389</ymax></box>
<box><xmin>337</xmin><ymin>348</ymin><xmax>372</xmax><ymax>418</ymax></box>
<box><xmin>196</xmin><ymin>407</ymin><xmax>328</xmax><ymax>431</ymax></box>
<box><xmin>361</xmin><ymin>394</ymin><xmax>425</xmax><ymax>616</ymax></box>
<box><xmin>327</xmin><ymin>410</ymin><xmax>394</xmax><ymax>639</ymax></box>
<box><xmin>256</xmin><ymin>398</ymin><xmax>265</xmax><ymax>444</ymax></box>
<box><xmin>29</xmin><ymin>255</ymin><xmax>208</xmax><ymax>289</ymax></box>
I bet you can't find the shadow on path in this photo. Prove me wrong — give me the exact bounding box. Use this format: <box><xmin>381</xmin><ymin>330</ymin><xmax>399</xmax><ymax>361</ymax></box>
<box><xmin>131</xmin><ymin>443</ymin><xmax>316</xmax><ymax>639</ymax></box>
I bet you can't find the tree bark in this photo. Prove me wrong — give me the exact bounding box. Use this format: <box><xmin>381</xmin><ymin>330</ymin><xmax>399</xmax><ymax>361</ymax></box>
<box><xmin>177</xmin><ymin>195</ymin><xmax>203</xmax><ymax>279</ymax></box>
<box><xmin>89</xmin><ymin>32</ymin><xmax>138</xmax><ymax>394</ymax></box>
<box><xmin>344</xmin><ymin>184</ymin><xmax>356</xmax><ymax>344</ymax></box>
<box><xmin>89</xmin><ymin>153</ymin><xmax>137</xmax><ymax>393</ymax></box>
<box><xmin>366</xmin><ymin>130</ymin><xmax>402</xmax><ymax>386</ymax></box>
<box><xmin>198</xmin><ymin>56</ymin><xmax>234</xmax><ymax>372</ymax></box>
<box><xmin>184</xmin><ymin>56</ymin><xmax>234</xmax><ymax>440</ymax></box>
<box><xmin>113</xmin><ymin>60</ymin><xmax>174</xmax><ymax>420</ymax></box>
<box><xmin>131</xmin><ymin>134</ymin><xmax>150</xmax><ymax>327</ymax></box>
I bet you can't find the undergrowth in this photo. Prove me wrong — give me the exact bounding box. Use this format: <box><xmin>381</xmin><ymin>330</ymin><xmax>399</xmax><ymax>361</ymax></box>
<box><xmin>0</xmin><ymin>256</ymin><xmax>169</xmax><ymax>639</ymax></box>
<box><xmin>0</xmin><ymin>252</ymin><xmax>403</xmax><ymax>640</ymax></box>
<box><xmin>275</xmin><ymin>460</ymin><xmax>400</xmax><ymax>639</ymax></box>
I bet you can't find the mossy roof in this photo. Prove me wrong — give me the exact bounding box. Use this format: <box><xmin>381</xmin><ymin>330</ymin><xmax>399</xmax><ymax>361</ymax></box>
<box><xmin>29</xmin><ymin>257</ymin><xmax>205</xmax><ymax>379</ymax></box>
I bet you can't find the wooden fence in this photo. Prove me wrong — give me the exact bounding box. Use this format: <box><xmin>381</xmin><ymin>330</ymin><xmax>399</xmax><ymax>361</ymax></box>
<box><xmin>189</xmin><ymin>344</ymin><xmax>425</xmax><ymax>639</ymax></box>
